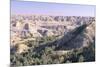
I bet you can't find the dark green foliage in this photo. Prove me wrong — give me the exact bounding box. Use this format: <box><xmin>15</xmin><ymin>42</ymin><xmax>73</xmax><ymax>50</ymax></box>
<box><xmin>10</xmin><ymin>36</ymin><xmax>95</xmax><ymax>66</ymax></box>
<box><xmin>62</xmin><ymin>43</ymin><xmax>95</xmax><ymax>63</ymax></box>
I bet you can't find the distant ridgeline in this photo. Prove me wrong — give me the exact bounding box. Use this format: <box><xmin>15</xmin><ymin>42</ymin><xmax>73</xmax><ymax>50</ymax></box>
<box><xmin>11</xmin><ymin>15</ymin><xmax>95</xmax><ymax>22</ymax></box>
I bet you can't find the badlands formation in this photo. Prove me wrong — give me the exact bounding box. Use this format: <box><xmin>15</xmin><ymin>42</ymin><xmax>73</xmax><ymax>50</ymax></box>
<box><xmin>10</xmin><ymin>15</ymin><xmax>95</xmax><ymax>53</ymax></box>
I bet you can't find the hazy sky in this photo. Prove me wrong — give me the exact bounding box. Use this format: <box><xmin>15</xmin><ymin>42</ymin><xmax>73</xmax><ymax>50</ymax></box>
<box><xmin>11</xmin><ymin>0</ymin><xmax>96</xmax><ymax>16</ymax></box>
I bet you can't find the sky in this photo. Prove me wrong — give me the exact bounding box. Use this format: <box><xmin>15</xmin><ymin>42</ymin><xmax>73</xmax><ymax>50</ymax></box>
<box><xmin>11</xmin><ymin>0</ymin><xmax>96</xmax><ymax>16</ymax></box>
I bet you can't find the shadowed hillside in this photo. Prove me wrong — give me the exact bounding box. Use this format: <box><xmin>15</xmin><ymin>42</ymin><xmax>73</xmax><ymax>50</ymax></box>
<box><xmin>31</xmin><ymin>21</ymin><xmax>95</xmax><ymax>53</ymax></box>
